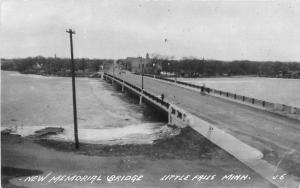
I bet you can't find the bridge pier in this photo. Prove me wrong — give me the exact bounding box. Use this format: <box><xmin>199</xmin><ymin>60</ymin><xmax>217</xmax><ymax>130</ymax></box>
<box><xmin>122</xmin><ymin>81</ymin><xmax>125</xmax><ymax>92</ymax></box>
<box><xmin>139</xmin><ymin>91</ymin><xmax>143</xmax><ymax>105</ymax></box>
<box><xmin>168</xmin><ymin>111</ymin><xmax>172</xmax><ymax>125</ymax></box>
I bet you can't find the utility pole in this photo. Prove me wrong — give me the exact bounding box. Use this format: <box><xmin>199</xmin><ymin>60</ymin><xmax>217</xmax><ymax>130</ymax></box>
<box><xmin>66</xmin><ymin>28</ymin><xmax>79</xmax><ymax>149</ymax></box>
<box><xmin>113</xmin><ymin>60</ymin><xmax>115</xmax><ymax>76</ymax></box>
<box><xmin>141</xmin><ymin>57</ymin><xmax>144</xmax><ymax>90</ymax></box>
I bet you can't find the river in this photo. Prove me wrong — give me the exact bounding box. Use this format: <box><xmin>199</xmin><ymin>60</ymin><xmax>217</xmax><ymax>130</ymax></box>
<box><xmin>1</xmin><ymin>71</ymin><xmax>164</xmax><ymax>144</ymax></box>
<box><xmin>179</xmin><ymin>76</ymin><xmax>300</xmax><ymax>108</ymax></box>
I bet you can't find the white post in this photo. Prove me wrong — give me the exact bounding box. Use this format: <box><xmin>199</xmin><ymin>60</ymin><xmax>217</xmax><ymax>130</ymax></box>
<box><xmin>168</xmin><ymin>106</ymin><xmax>172</xmax><ymax>125</ymax></box>
<box><xmin>139</xmin><ymin>95</ymin><xmax>143</xmax><ymax>105</ymax></box>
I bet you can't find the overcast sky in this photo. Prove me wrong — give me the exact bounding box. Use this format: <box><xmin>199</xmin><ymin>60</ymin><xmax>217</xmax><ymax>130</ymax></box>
<box><xmin>1</xmin><ymin>0</ymin><xmax>300</xmax><ymax>61</ymax></box>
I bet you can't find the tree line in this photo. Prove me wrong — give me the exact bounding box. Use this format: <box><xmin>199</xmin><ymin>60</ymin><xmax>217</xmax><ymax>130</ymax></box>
<box><xmin>1</xmin><ymin>56</ymin><xmax>300</xmax><ymax>78</ymax></box>
<box><xmin>150</xmin><ymin>57</ymin><xmax>300</xmax><ymax>78</ymax></box>
<box><xmin>1</xmin><ymin>56</ymin><xmax>113</xmax><ymax>76</ymax></box>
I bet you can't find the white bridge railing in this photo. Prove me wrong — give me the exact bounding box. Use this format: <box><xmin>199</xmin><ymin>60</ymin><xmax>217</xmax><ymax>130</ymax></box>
<box><xmin>104</xmin><ymin>73</ymin><xmax>189</xmax><ymax>128</ymax></box>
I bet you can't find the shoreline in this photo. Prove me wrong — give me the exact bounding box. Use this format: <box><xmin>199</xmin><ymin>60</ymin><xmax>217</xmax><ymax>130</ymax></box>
<box><xmin>1</xmin><ymin>69</ymin><xmax>101</xmax><ymax>78</ymax></box>
<box><xmin>33</xmin><ymin>126</ymin><xmax>230</xmax><ymax>160</ymax></box>
<box><xmin>4</xmin><ymin>69</ymin><xmax>299</xmax><ymax>79</ymax></box>
<box><xmin>2</xmin><ymin>126</ymin><xmax>233</xmax><ymax>160</ymax></box>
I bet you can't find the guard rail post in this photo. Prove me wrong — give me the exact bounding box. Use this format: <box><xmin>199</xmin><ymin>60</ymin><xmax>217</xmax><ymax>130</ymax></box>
<box><xmin>122</xmin><ymin>80</ymin><xmax>125</xmax><ymax>92</ymax></box>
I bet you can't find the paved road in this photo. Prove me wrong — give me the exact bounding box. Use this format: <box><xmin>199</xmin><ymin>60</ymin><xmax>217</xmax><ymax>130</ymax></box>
<box><xmin>113</xmin><ymin>71</ymin><xmax>300</xmax><ymax>178</ymax></box>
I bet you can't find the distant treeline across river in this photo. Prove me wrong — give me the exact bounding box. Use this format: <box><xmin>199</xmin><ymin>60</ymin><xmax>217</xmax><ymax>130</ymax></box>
<box><xmin>1</xmin><ymin>56</ymin><xmax>300</xmax><ymax>78</ymax></box>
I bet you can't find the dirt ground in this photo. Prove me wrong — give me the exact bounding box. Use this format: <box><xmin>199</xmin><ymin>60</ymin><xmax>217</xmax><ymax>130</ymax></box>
<box><xmin>1</xmin><ymin>127</ymin><xmax>276</xmax><ymax>188</ymax></box>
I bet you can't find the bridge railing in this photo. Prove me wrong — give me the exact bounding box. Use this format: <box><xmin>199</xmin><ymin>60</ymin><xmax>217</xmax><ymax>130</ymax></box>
<box><xmin>139</xmin><ymin>73</ymin><xmax>300</xmax><ymax>117</ymax></box>
<box><xmin>104</xmin><ymin>73</ymin><xmax>192</xmax><ymax>127</ymax></box>
<box><xmin>104</xmin><ymin>73</ymin><xmax>169</xmax><ymax>109</ymax></box>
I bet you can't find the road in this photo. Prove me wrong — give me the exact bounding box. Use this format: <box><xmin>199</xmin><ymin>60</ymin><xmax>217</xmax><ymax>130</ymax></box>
<box><xmin>113</xmin><ymin>71</ymin><xmax>300</xmax><ymax>179</ymax></box>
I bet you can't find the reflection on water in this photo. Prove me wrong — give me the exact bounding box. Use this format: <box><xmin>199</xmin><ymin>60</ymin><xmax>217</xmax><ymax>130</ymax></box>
<box><xmin>180</xmin><ymin>77</ymin><xmax>300</xmax><ymax>108</ymax></box>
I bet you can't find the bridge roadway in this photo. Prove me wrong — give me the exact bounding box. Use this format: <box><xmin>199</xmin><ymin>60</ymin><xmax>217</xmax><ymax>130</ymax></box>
<box><xmin>112</xmin><ymin>71</ymin><xmax>300</xmax><ymax>182</ymax></box>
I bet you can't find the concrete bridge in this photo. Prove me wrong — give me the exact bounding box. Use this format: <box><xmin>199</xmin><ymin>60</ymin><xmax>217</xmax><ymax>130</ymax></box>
<box><xmin>103</xmin><ymin>71</ymin><xmax>300</xmax><ymax>188</ymax></box>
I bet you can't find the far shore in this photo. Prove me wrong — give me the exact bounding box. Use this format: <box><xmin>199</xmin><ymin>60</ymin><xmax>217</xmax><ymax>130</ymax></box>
<box><xmin>3</xmin><ymin>69</ymin><xmax>299</xmax><ymax>80</ymax></box>
<box><xmin>4</xmin><ymin>69</ymin><xmax>101</xmax><ymax>78</ymax></box>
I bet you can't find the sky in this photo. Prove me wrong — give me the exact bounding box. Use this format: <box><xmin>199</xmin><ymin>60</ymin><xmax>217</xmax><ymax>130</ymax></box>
<box><xmin>1</xmin><ymin>0</ymin><xmax>300</xmax><ymax>61</ymax></box>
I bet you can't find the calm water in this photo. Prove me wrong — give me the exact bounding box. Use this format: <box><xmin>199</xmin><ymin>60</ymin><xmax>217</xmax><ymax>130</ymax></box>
<box><xmin>179</xmin><ymin>77</ymin><xmax>300</xmax><ymax>108</ymax></box>
<box><xmin>1</xmin><ymin>71</ymin><xmax>164</xmax><ymax>144</ymax></box>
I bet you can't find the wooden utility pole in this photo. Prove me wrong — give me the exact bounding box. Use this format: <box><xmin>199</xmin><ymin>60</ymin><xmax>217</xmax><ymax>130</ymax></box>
<box><xmin>113</xmin><ymin>60</ymin><xmax>115</xmax><ymax>76</ymax></box>
<box><xmin>66</xmin><ymin>28</ymin><xmax>79</xmax><ymax>149</ymax></box>
<box><xmin>141</xmin><ymin>57</ymin><xmax>144</xmax><ymax>90</ymax></box>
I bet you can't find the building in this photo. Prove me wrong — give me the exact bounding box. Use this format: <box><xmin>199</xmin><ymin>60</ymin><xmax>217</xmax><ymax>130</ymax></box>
<box><xmin>125</xmin><ymin>57</ymin><xmax>143</xmax><ymax>73</ymax></box>
<box><xmin>125</xmin><ymin>53</ymin><xmax>150</xmax><ymax>74</ymax></box>
<box><xmin>124</xmin><ymin>53</ymin><xmax>162</xmax><ymax>74</ymax></box>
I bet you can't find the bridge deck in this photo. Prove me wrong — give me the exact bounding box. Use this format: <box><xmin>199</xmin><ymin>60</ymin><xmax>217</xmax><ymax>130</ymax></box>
<box><xmin>110</xmin><ymin>71</ymin><xmax>300</xmax><ymax>187</ymax></box>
